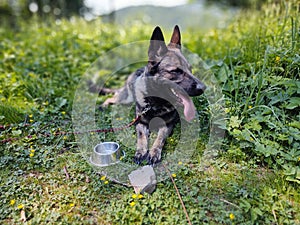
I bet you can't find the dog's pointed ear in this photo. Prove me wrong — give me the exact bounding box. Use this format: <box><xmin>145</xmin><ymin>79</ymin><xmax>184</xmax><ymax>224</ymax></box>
<box><xmin>148</xmin><ymin>26</ymin><xmax>168</xmax><ymax>65</ymax></box>
<box><xmin>169</xmin><ymin>25</ymin><xmax>181</xmax><ymax>49</ymax></box>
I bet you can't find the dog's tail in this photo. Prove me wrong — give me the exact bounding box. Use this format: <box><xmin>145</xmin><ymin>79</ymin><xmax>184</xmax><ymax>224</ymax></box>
<box><xmin>87</xmin><ymin>80</ymin><xmax>117</xmax><ymax>95</ymax></box>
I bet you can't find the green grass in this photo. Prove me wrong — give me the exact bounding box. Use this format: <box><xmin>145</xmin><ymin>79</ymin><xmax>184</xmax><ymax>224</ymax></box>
<box><xmin>0</xmin><ymin>0</ymin><xmax>299</xmax><ymax>224</ymax></box>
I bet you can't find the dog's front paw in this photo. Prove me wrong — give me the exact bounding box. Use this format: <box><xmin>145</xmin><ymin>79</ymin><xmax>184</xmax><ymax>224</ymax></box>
<box><xmin>147</xmin><ymin>148</ymin><xmax>162</xmax><ymax>166</ymax></box>
<box><xmin>134</xmin><ymin>150</ymin><xmax>149</xmax><ymax>165</ymax></box>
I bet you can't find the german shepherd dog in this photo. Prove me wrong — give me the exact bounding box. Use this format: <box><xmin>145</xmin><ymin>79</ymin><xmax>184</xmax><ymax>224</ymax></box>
<box><xmin>100</xmin><ymin>25</ymin><xmax>206</xmax><ymax>165</ymax></box>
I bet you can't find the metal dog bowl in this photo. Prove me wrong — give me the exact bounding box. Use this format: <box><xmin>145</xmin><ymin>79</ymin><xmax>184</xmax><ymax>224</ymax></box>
<box><xmin>90</xmin><ymin>142</ymin><xmax>124</xmax><ymax>167</ymax></box>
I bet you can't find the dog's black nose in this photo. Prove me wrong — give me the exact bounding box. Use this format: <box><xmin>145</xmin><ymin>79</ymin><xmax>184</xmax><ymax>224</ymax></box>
<box><xmin>193</xmin><ymin>81</ymin><xmax>206</xmax><ymax>96</ymax></box>
<box><xmin>197</xmin><ymin>82</ymin><xmax>206</xmax><ymax>92</ymax></box>
<box><xmin>189</xmin><ymin>82</ymin><xmax>206</xmax><ymax>96</ymax></box>
<box><xmin>197</xmin><ymin>83</ymin><xmax>206</xmax><ymax>91</ymax></box>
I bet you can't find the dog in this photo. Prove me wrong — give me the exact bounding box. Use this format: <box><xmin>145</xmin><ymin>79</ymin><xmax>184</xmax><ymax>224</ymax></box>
<box><xmin>98</xmin><ymin>25</ymin><xmax>206</xmax><ymax>165</ymax></box>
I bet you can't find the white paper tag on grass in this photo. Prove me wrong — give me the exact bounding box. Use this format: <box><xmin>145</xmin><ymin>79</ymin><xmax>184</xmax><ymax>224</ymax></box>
<box><xmin>128</xmin><ymin>165</ymin><xmax>157</xmax><ymax>194</ymax></box>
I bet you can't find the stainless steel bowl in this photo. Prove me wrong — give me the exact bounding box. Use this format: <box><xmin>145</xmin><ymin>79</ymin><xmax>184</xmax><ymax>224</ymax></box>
<box><xmin>90</xmin><ymin>142</ymin><xmax>123</xmax><ymax>167</ymax></box>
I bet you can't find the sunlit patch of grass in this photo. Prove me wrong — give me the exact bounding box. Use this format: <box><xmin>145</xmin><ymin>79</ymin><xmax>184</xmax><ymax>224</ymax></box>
<box><xmin>0</xmin><ymin>104</ymin><xmax>25</xmax><ymax>124</ymax></box>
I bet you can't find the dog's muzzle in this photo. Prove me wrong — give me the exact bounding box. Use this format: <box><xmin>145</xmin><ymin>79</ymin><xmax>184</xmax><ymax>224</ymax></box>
<box><xmin>196</xmin><ymin>82</ymin><xmax>206</xmax><ymax>94</ymax></box>
<box><xmin>189</xmin><ymin>81</ymin><xmax>206</xmax><ymax>96</ymax></box>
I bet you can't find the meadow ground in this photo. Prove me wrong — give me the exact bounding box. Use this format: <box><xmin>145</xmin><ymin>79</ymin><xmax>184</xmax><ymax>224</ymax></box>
<box><xmin>0</xmin><ymin>1</ymin><xmax>299</xmax><ymax>224</ymax></box>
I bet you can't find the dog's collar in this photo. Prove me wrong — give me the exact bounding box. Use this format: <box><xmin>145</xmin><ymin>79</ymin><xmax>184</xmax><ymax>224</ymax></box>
<box><xmin>138</xmin><ymin>105</ymin><xmax>151</xmax><ymax>117</ymax></box>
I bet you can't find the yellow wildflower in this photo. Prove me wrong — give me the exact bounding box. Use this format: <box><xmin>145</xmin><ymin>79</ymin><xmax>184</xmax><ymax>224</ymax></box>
<box><xmin>100</xmin><ymin>176</ymin><xmax>106</xmax><ymax>181</ymax></box>
<box><xmin>10</xmin><ymin>199</ymin><xmax>16</xmax><ymax>206</ymax></box>
<box><xmin>229</xmin><ymin>213</ymin><xmax>235</xmax><ymax>220</ymax></box>
<box><xmin>171</xmin><ymin>173</ymin><xmax>176</xmax><ymax>178</ymax></box>
<box><xmin>104</xmin><ymin>180</ymin><xmax>109</xmax><ymax>185</ymax></box>
<box><xmin>29</xmin><ymin>114</ymin><xmax>33</xmax><ymax>118</ymax></box>
<box><xmin>30</xmin><ymin>149</ymin><xmax>35</xmax><ymax>153</ymax></box>
<box><xmin>61</xmin><ymin>111</ymin><xmax>66</xmax><ymax>115</ymax></box>
<box><xmin>29</xmin><ymin>153</ymin><xmax>34</xmax><ymax>157</ymax></box>
<box><xmin>129</xmin><ymin>201</ymin><xmax>135</xmax><ymax>207</ymax></box>
<box><xmin>29</xmin><ymin>119</ymin><xmax>34</xmax><ymax>123</ymax></box>
<box><xmin>69</xmin><ymin>203</ymin><xmax>75</xmax><ymax>207</ymax></box>
<box><xmin>17</xmin><ymin>204</ymin><xmax>24</xmax><ymax>209</ymax></box>
<box><xmin>138</xmin><ymin>194</ymin><xmax>143</xmax><ymax>199</ymax></box>
<box><xmin>248</xmin><ymin>105</ymin><xmax>252</xmax><ymax>109</ymax></box>
<box><xmin>132</xmin><ymin>194</ymin><xmax>137</xmax><ymax>199</ymax></box>
<box><xmin>275</xmin><ymin>56</ymin><xmax>280</xmax><ymax>62</ymax></box>
<box><xmin>178</xmin><ymin>161</ymin><xmax>183</xmax><ymax>165</ymax></box>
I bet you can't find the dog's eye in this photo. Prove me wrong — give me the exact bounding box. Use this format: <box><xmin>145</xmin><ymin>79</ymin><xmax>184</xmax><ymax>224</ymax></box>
<box><xmin>170</xmin><ymin>68</ymin><xmax>183</xmax><ymax>74</ymax></box>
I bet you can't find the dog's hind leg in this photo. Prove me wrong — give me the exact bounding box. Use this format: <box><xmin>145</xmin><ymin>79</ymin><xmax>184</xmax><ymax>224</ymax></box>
<box><xmin>101</xmin><ymin>85</ymin><xmax>134</xmax><ymax>107</ymax></box>
<box><xmin>101</xmin><ymin>73</ymin><xmax>136</xmax><ymax>107</ymax></box>
<box><xmin>87</xmin><ymin>80</ymin><xmax>117</xmax><ymax>95</ymax></box>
